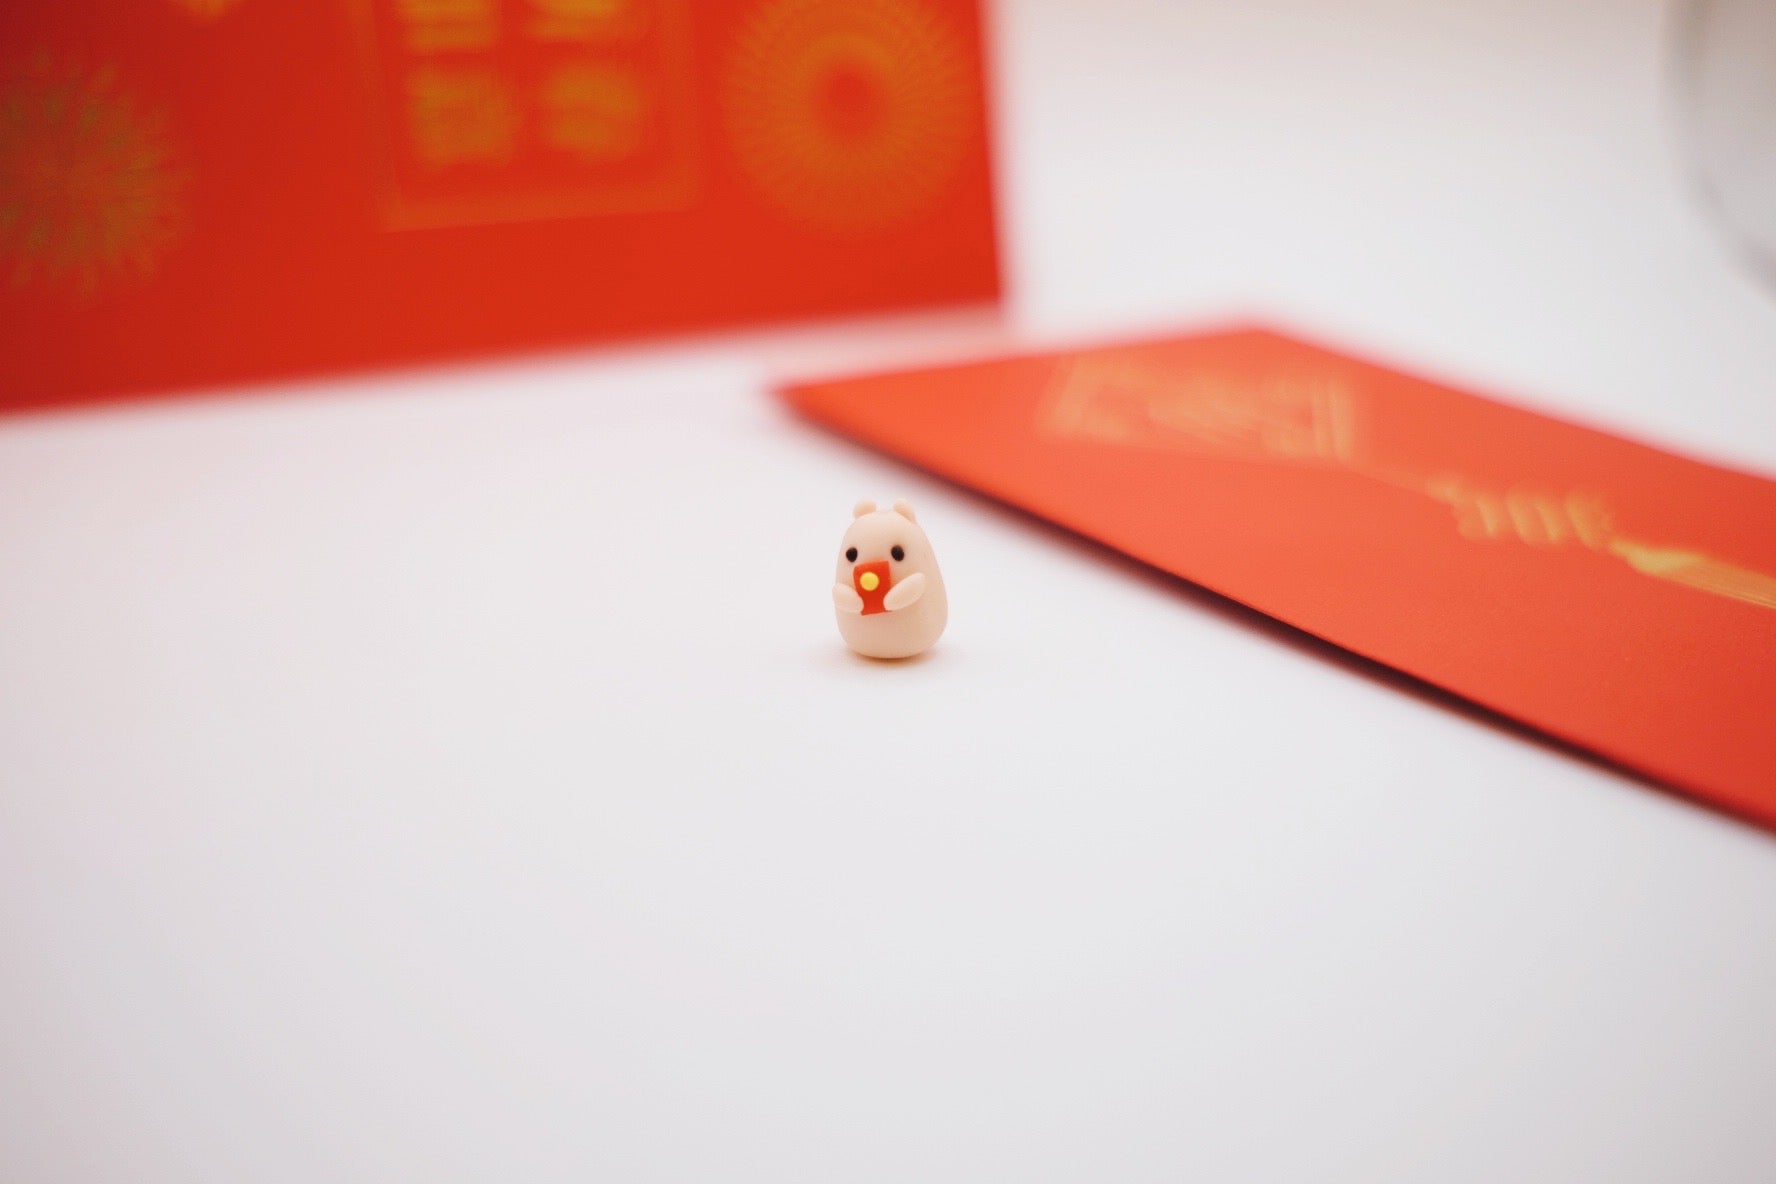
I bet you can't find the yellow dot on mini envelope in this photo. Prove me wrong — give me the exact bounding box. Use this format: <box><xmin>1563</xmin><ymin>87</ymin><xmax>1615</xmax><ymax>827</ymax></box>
<box><xmin>859</xmin><ymin>571</ymin><xmax>880</xmax><ymax>591</ymax></box>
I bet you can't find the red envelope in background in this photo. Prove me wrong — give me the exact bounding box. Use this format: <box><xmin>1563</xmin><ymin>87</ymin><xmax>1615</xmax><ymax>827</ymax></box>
<box><xmin>782</xmin><ymin>327</ymin><xmax>1776</xmax><ymax>831</ymax></box>
<box><xmin>0</xmin><ymin>0</ymin><xmax>998</xmax><ymax>413</ymax></box>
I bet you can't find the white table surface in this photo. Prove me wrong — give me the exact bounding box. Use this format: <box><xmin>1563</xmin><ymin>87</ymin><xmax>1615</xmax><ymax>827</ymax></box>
<box><xmin>5</xmin><ymin>1</ymin><xmax>1776</xmax><ymax>1180</ymax></box>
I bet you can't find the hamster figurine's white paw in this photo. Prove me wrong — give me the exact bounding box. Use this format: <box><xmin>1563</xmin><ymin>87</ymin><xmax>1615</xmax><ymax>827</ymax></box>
<box><xmin>833</xmin><ymin>582</ymin><xmax>865</xmax><ymax>614</ymax></box>
<box><xmin>882</xmin><ymin>571</ymin><xmax>926</xmax><ymax>611</ymax></box>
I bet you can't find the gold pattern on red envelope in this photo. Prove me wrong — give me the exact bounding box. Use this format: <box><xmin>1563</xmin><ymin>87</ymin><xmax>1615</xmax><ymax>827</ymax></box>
<box><xmin>396</xmin><ymin>0</ymin><xmax>499</xmax><ymax>52</ymax></box>
<box><xmin>406</xmin><ymin>66</ymin><xmax>520</xmax><ymax>163</ymax></box>
<box><xmin>1042</xmin><ymin>355</ymin><xmax>1776</xmax><ymax>612</ymax></box>
<box><xmin>1044</xmin><ymin>355</ymin><xmax>1358</xmax><ymax>465</ymax></box>
<box><xmin>782</xmin><ymin>328</ymin><xmax>1776</xmax><ymax>828</ymax></box>
<box><xmin>1418</xmin><ymin>479</ymin><xmax>1776</xmax><ymax>609</ymax></box>
<box><xmin>1</xmin><ymin>2</ymin><xmax>999</xmax><ymax>410</ymax></box>
<box><xmin>166</xmin><ymin>0</ymin><xmax>245</xmax><ymax>20</ymax></box>
<box><xmin>525</xmin><ymin>0</ymin><xmax>649</xmax><ymax>43</ymax></box>
<box><xmin>353</xmin><ymin>0</ymin><xmax>696</xmax><ymax>227</ymax></box>
<box><xmin>541</xmin><ymin>62</ymin><xmax>645</xmax><ymax>160</ymax></box>
<box><xmin>0</xmin><ymin>58</ymin><xmax>185</xmax><ymax>293</ymax></box>
<box><xmin>722</xmin><ymin>0</ymin><xmax>973</xmax><ymax>229</ymax></box>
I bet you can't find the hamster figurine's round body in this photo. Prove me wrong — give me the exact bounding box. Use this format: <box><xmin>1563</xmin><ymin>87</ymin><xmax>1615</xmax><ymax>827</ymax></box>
<box><xmin>831</xmin><ymin>499</ymin><xmax>947</xmax><ymax>659</ymax></box>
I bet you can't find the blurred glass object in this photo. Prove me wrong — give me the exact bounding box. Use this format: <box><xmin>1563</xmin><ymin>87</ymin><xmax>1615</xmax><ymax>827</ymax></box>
<box><xmin>1673</xmin><ymin>0</ymin><xmax>1776</xmax><ymax>286</ymax></box>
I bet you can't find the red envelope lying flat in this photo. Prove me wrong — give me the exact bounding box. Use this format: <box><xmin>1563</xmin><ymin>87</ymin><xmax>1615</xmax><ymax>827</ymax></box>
<box><xmin>782</xmin><ymin>328</ymin><xmax>1776</xmax><ymax>830</ymax></box>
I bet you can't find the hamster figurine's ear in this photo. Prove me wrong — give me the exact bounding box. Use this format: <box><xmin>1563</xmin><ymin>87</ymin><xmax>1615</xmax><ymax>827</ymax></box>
<box><xmin>853</xmin><ymin>499</ymin><xmax>877</xmax><ymax>519</ymax></box>
<box><xmin>892</xmin><ymin>498</ymin><xmax>917</xmax><ymax>522</ymax></box>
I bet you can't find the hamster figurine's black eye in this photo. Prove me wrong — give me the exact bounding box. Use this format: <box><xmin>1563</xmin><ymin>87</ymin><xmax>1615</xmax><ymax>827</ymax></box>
<box><xmin>845</xmin><ymin>547</ymin><xmax>858</xmax><ymax>562</ymax></box>
<box><xmin>891</xmin><ymin>545</ymin><xmax>905</xmax><ymax>561</ymax></box>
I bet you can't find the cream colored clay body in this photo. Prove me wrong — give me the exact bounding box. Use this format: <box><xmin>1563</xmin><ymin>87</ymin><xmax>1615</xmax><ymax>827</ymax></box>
<box><xmin>832</xmin><ymin>499</ymin><xmax>948</xmax><ymax>659</ymax></box>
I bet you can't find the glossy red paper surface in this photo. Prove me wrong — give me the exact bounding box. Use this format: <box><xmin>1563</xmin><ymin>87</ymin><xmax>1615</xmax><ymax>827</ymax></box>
<box><xmin>0</xmin><ymin>0</ymin><xmax>999</xmax><ymax>411</ymax></box>
<box><xmin>784</xmin><ymin>328</ymin><xmax>1776</xmax><ymax>830</ymax></box>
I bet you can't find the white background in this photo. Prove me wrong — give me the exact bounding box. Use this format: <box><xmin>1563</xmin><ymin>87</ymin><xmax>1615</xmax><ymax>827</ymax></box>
<box><xmin>5</xmin><ymin>1</ymin><xmax>1776</xmax><ymax>1180</ymax></box>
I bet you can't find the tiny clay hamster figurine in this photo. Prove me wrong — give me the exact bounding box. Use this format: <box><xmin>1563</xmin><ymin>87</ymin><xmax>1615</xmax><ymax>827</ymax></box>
<box><xmin>831</xmin><ymin>498</ymin><xmax>948</xmax><ymax>659</ymax></box>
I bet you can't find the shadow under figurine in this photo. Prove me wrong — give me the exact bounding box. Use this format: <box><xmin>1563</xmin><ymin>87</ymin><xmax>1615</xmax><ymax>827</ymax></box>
<box><xmin>832</xmin><ymin>499</ymin><xmax>948</xmax><ymax>659</ymax></box>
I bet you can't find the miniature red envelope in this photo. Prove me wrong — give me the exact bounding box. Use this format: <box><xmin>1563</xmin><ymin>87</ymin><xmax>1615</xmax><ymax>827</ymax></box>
<box><xmin>782</xmin><ymin>327</ymin><xmax>1776</xmax><ymax>831</ymax></box>
<box><xmin>854</xmin><ymin>560</ymin><xmax>894</xmax><ymax>615</ymax></box>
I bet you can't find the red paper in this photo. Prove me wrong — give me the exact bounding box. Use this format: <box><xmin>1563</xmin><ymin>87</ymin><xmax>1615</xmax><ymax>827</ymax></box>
<box><xmin>854</xmin><ymin>559</ymin><xmax>892</xmax><ymax>614</ymax></box>
<box><xmin>783</xmin><ymin>327</ymin><xmax>1776</xmax><ymax>831</ymax></box>
<box><xmin>0</xmin><ymin>0</ymin><xmax>999</xmax><ymax>412</ymax></box>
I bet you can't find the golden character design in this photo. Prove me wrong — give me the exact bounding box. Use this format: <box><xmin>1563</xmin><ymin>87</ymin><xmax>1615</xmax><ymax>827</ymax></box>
<box><xmin>1044</xmin><ymin>356</ymin><xmax>1357</xmax><ymax>465</ymax></box>
<box><xmin>0</xmin><ymin>58</ymin><xmax>186</xmax><ymax>294</ymax></box>
<box><xmin>541</xmin><ymin>63</ymin><xmax>646</xmax><ymax>160</ymax></box>
<box><xmin>721</xmin><ymin>0</ymin><xmax>974</xmax><ymax>231</ymax></box>
<box><xmin>398</xmin><ymin>0</ymin><xmax>499</xmax><ymax>53</ymax></box>
<box><xmin>527</xmin><ymin>0</ymin><xmax>640</xmax><ymax>43</ymax></box>
<box><xmin>1041</xmin><ymin>356</ymin><xmax>1776</xmax><ymax>613</ymax></box>
<box><xmin>406</xmin><ymin>66</ymin><xmax>519</xmax><ymax>165</ymax></box>
<box><xmin>165</xmin><ymin>0</ymin><xmax>246</xmax><ymax>19</ymax></box>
